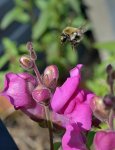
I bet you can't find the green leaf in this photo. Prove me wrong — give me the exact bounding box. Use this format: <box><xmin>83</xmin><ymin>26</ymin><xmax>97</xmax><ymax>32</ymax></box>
<box><xmin>15</xmin><ymin>0</ymin><xmax>31</xmax><ymax>9</ymax></box>
<box><xmin>72</xmin><ymin>17</ymin><xmax>86</xmax><ymax>27</ymax></box>
<box><xmin>53</xmin><ymin>142</ymin><xmax>61</xmax><ymax>150</ymax></box>
<box><xmin>0</xmin><ymin>54</ymin><xmax>9</xmax><ymax>69</ymax></box>
<box><xmin>47</xmin><ymin>42</ymin><xmax>59</xmax><ymax>63</ymax></box>
<box><xmin>87</xmin><ymin>131</ymin><xmax>96</xmax><ymax>148</ymax></box>
<box><xmin>32</xmin><ymin>12</ymin><xmax>49</xmax><ymax>39</ymax></box>
<box><xmin>86</xmin><ymin>78</ymin><xmax>108</xmax><ymax>96</ymax></box>
<box><xmin>1</xmin><ymin>8</ymin><xmax>29</xmax><ymax>29</ymax></box>
<box><xmin>99</xmin><ymin>122</ymin><xmax>108</xmax><ymax>130</ymax></box>
<box><xmin>35</xmin><ymin>0</ymin><xmax>47</xmax><ymax>10</ymax></box>
<box><xmin>66</xmin><ymin>46</ymin><xmax>77</xmax><ymax>65</ymax></box>
<box><xmin>15</xmin><ymin>9</ymin><xmax>30</xmax><ymax>23</ymax></box>
<box><xmin>0</xmin><ymin>71</ymin><xmax>7</xmax><ymax>89</ymax></box>
<box><xmin>93</xmin><ymin>41</ymin><xmax>115</xmax><ymax>51</ymax></box>
<box><xmin>1</xmin><ymin>8</ymin><xmax>17</xmax><ymax>29</ymax></box>
<box><xmin>18</xmin><ymin>44</ymin><xmax>27</xmax><ymax>53</ymax></box>
<box><xmin>2</xmin><ymin>38</ymin><xmax>18</xmax><ymax>56</ymax></box>
<box><xmin>68</xmin><ymin>0</ymin><xmax>81</xmax><ymax>14</ymax></box>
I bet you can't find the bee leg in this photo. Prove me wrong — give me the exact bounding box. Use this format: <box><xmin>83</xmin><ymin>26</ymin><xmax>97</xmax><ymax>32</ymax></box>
<box><xmin>71</xmin><ymin>43</ymin><xmax>76</xmax><ymax>51</ymax></box>
<box><xmin>72</xmin><ymin>45</ymin><xmax>74</xmax><ymax>50</ymax></box>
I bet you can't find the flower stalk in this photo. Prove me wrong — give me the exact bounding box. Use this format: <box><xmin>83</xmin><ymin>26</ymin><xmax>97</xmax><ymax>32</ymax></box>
<box><xmin>26</xmin><ymin>42</ymin><xmax>43</xmax><ymax>84</ymax></box>
<box><xmin>105</xmin><ymin>64</ymin><xmax>115</xmax><ymax>130</ymax></box>
<box><xmin>44</xmin><ymin>104</ymin><xmax>54</xmax><ymax>150</ymax></box>
<box><xmin>33</xmin><ymin>61</ymin><xmax>42</xmax><ymax>84</ymax></box>
<box><xmin>108</xmin><ymin>109</ymin><xmax>114</xmax><ymax>130</ymax></box>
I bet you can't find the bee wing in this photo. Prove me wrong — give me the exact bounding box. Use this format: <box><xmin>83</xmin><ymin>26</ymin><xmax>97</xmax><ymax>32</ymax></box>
<box><xmin>79</xmin><ymin>22</ymin><xmax>89</xmax><ymax>34</ymax></box>
<box><xmin>80</xmin><ymin>27</ymin><xmax>87</xmax><ymax>34</ymax></box>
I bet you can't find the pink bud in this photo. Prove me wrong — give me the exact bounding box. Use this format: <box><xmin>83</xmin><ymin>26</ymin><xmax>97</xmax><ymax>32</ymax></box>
<box><xmin>106</xmin><ymin>64</ymin><xmax>113</xmax><ymax>74</ymax></box>
<box><xmin>32</xmin><ymin>85</ymin><xmax>51</xmax><ymax>103</ymax></box>
<box><xmin>19</xmin><ymin>55</ymin><xmax>34</xmax><ymax>70</ymax></box>
<box><xmin>90</xmin><ymin>97</ymin><xmax>110</xmax><ymax>121</ymax></box>
<box><xmin>43</xmin><ymin>65</ymin><xmax>59</xmax><ymax>89</ymax></box>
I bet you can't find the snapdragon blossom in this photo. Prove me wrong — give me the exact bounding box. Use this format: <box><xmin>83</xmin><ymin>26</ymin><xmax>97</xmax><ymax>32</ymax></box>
<box><xmin>51</xmin><ymin>64</ymin><xmax>96</xmax><ymax>149</ymax></box>
<box><xmin>1</xmin><ymin>72</ymin><xmax>45</xmax><ymax>121</ymax></box>
<box><xmin>0</xmin><ymin>62</ymin><xmax>97</xmax><ymax>150</ymax></box>
<box><xmin>0</xmin><ymin>70</ymin><xmax>69</xmax><ymax>128</ymax></box>
<box><xmin>51</xmin><ymin>64</ymin><xmax>96</xmax><ymax>130</ymax></box>
<box><xmin>0</xmin><ymin>40</ymin><xmax>99</xmax><ymax>150</ymax></box>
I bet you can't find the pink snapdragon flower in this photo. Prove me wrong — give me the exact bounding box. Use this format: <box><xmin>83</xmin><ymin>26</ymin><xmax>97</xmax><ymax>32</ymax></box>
<box><xmin>1</xmin><ymin>72</ymin><xmax>45</xmax><ymax>121</ymax></box>
<box><xmin>93</xmin><ymin>131</ymin><xmax>115</xmax><ymax>150</ymax></box>
<box><xmin>51</xmin><ymin>64</ymin><xmax>96</xmax><ymax>150</ymax></box>
<box><xmin>51</xmin><ymin>64</ymin><xmax>96</xmax><ymax>130</ymax></box>
<box><xmin>1</xmin><ymin>41</ymin><xmax>97</xmax><ymax>150</ymax></box>
<box><xmin>0</xmin><ymin>71</ymin><xmax>69</xmax><ymax>128</ymax></box>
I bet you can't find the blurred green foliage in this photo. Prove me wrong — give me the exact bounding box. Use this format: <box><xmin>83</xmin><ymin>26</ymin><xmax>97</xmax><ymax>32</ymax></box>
<box><xmin>0</xmin><ymin>38</ymin><xmax>23</xmax><ymax>88</ymax></box>
<box><xmin>1</xmin><ymin>0</ymin><xmax>115</xmax><ymax>98</ymax></box>
<box><xmin>86</xmin><ymin>41</ymin><xmax>115</xmax><ymax>96</ymax></box>
<box><xmin>0</xmin><ymin>0</ymin><xmax>88</xmax><ymax>89</ymax></box>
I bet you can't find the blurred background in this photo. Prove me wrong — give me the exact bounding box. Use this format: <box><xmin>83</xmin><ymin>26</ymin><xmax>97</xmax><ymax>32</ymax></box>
<box><xmin>0</xmin><ymin>0</ymin><xmax>115</xmax><ymax>149</ymax></box>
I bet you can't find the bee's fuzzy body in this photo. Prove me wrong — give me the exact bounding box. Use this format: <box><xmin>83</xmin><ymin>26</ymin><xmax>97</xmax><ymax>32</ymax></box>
<box><xmin>61</xmin><ymin>26</ymin><xmax>86</xmax><ymax>48</ymax></box>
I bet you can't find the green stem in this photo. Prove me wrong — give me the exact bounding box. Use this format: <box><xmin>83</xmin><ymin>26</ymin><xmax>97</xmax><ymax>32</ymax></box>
<box><xmin>44</xmin><ymin>105</ymin><xmax>54</xmax><ymax>150</ymax></box>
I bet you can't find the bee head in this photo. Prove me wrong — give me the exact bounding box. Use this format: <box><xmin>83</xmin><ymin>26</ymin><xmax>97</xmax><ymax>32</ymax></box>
<box><xmin>61</xmin><ymin>33</ymin><xmax>68</xmax><ymax>43</ymax></box>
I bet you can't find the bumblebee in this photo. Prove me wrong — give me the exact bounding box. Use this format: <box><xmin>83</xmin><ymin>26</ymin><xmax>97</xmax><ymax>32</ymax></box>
<box><xmin>61</xmin><ymin>26</ymin><xmax>86</xmax><ymax>48</ymax></box>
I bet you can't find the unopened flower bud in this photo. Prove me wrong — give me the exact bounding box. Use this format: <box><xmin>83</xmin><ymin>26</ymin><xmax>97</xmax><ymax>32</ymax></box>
<box><xmin>19</xmin><ymin>55</ymin><xmax>34</xmax><ymax>70</ymax></box>
<box><xmin>90</xmin><ymin>97</ymin><xmax>110</xmax><ymax>121</ymax></box>
<box><xmin>103</xmin><ymin>95</ymin><xmax>113</xmax><ymax>109</ymax></box>
<box><xmin>43</xmin><ymin>65</ymin><xmax>59</xmax><ymax>89</ymax></box>
<box><xmin>32</xmin><ymin>85</ymin><xmax>51</xmax><ymax>103</ymax></box>
<box><xmin>106</xmin><ymin>64</ymin><xmax>113</xmax><ymax>74</ymax></box>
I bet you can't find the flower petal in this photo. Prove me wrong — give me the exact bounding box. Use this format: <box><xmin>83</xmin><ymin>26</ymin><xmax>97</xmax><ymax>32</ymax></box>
<box><xmin>63</xmin><ymin>89</ymin><xmax>85</xmax><ymax>115</ymax></box>
<box><xmin>62</xmin><ymin>123</ymin><xmax>87</xmax><ymax>150</ymax></box>
<box><xmin>21</xmin><ymin>103</ymin><xmax>45</xmax><ymax>121</ymax></box>
<box><xmin>51</xmin><ymin>112</ymin><xmax>70</xmax><ymax>128</ymax></box>
<box><xmin>68</xmin><ymin>103</ymin><xmax>92</xmax><ymax>130</ymax></box>
<box><xmin>94</xmin><ymin>131</ymin><xmax>115</xmax><ymax>150</ymax></box>
<box><xmin>70</xmin><ymin>64</ymin><xmax>83</xmax><ymax>77</ymax></box>
<box><xmin>84</xmin><ymin>90</ymin><xmax>96</xmax><ymax>105</ymax></box>
<box><xmin>2</xmin><ymin>73</ymin><xmax>37</xmax><ymax>109</ymax></box>
<box><xmin>51</xmin><ymin>64</ymin><xmax>83</xmax><ymax>113</ymax></box>
<box><xmin>51</xmin><ymin>76</ymin><xmax>80</xmax><ymax>112</ymax></box>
